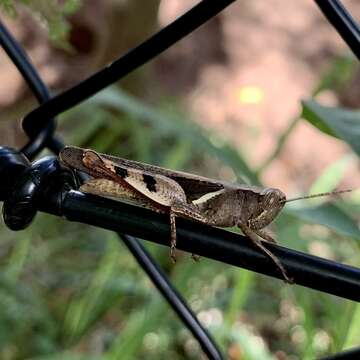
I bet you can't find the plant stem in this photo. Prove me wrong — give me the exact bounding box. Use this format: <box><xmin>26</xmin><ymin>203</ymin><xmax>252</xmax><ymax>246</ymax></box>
<box><xmin>256</xmin><ymin>116</ymin><xmax>300</xmax><ymax>174</ymax></box>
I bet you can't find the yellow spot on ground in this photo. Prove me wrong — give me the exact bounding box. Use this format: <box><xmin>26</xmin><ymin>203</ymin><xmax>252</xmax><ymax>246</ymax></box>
<box><xmin>236</xmin><ymin>86</ymin><xmax>264</xmax><ymax>104</ymax></box>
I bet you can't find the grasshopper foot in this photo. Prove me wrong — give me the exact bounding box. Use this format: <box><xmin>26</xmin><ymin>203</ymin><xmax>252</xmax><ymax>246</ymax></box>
<box><xmin>191</xmin><ymin>254</ymin><xmax>201</xmax><ymax>262</ymax></box>
<box><xmin>170</xmin><ymin>251</ymin><xmax>177</xmax><ymax>263</ymax></box>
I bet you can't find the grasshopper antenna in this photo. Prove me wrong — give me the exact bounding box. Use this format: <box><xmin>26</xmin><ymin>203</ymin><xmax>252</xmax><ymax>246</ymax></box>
<box><xmin>282</xmin><ymin>189</ymin><xmax>353</xmax><ymax>203</ymax></box>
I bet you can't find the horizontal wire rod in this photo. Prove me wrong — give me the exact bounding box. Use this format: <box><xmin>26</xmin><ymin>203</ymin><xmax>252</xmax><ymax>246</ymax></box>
<box><xmin>321</xmin><ymin>346</ymin><xmax>360</xmax><ymax>360</ymax></box>
<box><xmin>22</xmin><ymin>0</ymin><xmax>236</xmax><ymax>126</ymax></box>
<box><xmin>314</xmin><ymin>0</ymin><xmax>360</xmax><ymax>60</ymax></box>
<box><xmin>42</xmin><ymin>190</ymin><xmax>360</xmax><ymax>303</ymax></box>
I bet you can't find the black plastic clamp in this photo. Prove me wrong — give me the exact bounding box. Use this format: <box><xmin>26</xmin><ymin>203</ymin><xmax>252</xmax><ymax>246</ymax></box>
<box><xmin>0</xmin><ymin>147</ymin><xmax>76</xmax><ymax>230</ymax></box>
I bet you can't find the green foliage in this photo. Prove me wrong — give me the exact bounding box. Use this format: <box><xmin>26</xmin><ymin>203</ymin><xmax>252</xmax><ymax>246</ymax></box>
<box><xmin>0</xmin><ymin>0</ymin><xmax>81</xmax><ymax>48</ymax></box>
<box><xmin>302</xmin><ymin>99</ymin><xmax>360</xmax><ymax>156</ymax></box>
<box><xmin>287</xmin><ymin>203</ymin><xmax>360</xmax><ymax>240</ymax></box>
<box><xmin>0</xmin><ymin>50</ymin><xmax>360</xmax><ymax>359</ymax></box>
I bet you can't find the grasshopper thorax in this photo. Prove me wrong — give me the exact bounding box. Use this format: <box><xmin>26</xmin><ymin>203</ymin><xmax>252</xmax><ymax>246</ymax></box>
<box><xmin>248</xmin><ymin>188</ymin><xmax>286</xmax><ymax>230</ymax></box>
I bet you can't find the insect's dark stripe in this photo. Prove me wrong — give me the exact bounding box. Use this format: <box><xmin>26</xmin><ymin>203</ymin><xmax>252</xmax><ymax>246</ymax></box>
<box><xmin>115</xmin><ymin>166</ymin><xmax>128</xmax><ymax>178</ymax></box>
<box><xmin>143</xmin><ymin>174</ymin><xmax>157</xmax><ymax>192</ymax></box>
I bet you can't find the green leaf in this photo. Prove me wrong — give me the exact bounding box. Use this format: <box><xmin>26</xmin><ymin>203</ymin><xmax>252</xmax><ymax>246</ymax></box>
<box><xmin>0</xmin><ymin>0</ymin><xmax>16</xmax><ymax>17</ymax></box>
<box><xmin>343</xmin><ymin>303</ymin><xmax>360</xmax><ymax>348</ymax></box>
<box><xmin>301</xmin><ymin>99</ymin><xmax>360</xmax><ymax>157</ymax></box>
<box><xmin>62</xmin><ymin>237</ymin><xmax>124</xmax><ymax>344</ymax></box>
<box><xmin>287</xmin><ymin>203</ymin><xmax>360</xmax><ymax>240</ymax></box>
<box><xmin>29</xmin><ymin>353</ymin><xmax>101</xmax><ymax>360</ymax></box>
<box><xmin>0</xmin><ymin>0</ymin><xmax>82</xmax><ymax>48</ymax></box>
<box><xmin>313</xmin><ymin>55</ymin><xmax>356</xmax><ymax>96</ymax></box>
<box><xmin>309</xmin><ymin>155</ymin><xmax>354</xmax><ymax>194</ymax></box>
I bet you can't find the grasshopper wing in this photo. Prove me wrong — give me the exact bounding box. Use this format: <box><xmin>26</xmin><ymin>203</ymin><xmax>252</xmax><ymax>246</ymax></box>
<box><xmin>60</xmin><ymin>146</ymin><xmax>254</xmax><ymax>201</ymax></box>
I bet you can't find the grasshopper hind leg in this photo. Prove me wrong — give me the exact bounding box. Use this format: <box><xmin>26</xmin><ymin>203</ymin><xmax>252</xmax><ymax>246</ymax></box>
<box><xmin>169</xmin><ymin>211</ymin><xmax>200</xmax><ymax>262</ymax></box>
<box><xmin>170</xmin><ymin>203</ymin><xmax>208</xmax><ymax>263</ymax></box>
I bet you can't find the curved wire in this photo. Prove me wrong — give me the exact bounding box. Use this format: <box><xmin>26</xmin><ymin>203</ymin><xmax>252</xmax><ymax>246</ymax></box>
<box><xmin>315</xmin><ymin>0</ymin><xmax>360</xmax><ymax>60</ymax></box>
<box><xmin>22</xmin><ymin>0</ymin><xmax>236</xmax><ymax>126</ymax></box>
<box><xmin>0</xmin><ymin>15</ymin><xmax>223</xmax><ymax>360</ymax></box>
<box><xmin>0</xmin><ymin>21</ymin><xmax>60</xmax><ymax>158</ymax></box>
<box><xmin>0</xmin><ymin>22</ymin><xmax>49</xmax><ymax>104</ymax></box>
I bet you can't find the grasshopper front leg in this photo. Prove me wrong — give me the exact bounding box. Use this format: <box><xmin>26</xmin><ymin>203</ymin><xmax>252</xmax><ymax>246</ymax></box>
<box><xmin>238</xmin><ymin>223</ymin><xmax>292</xmax><ymax>283</ymax></box>
<box><xmin>193</xmin><ymin>187</ymin><xmax>292</xmax><ymax>283</ymax></box>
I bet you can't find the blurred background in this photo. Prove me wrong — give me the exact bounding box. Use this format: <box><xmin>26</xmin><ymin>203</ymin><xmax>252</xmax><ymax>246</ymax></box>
<box><xmin>0</xmin><ymin>0</ymin><xmax>359</xmax><ymax>359</ymax></box>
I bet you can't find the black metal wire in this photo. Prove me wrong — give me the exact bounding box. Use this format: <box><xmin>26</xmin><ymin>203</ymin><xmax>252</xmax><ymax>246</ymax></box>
<box><xmin>320</xmin><ymin>346</ymin><xmax>360</xmax><ymax>360</ymax></box>
<box><xmin>0</xmin><ymin>21</ymin><xmax>60</xmax><ymax>158</ymax></box>
<box><xmin>120</xmin><ymin>234</ymin><xmax>223</xmax><ymax>360</ymax></box>
<box><xmin>57</xmin><ymin>191</ymin><xmax>360</xmax><ymax>302</ymax></box>
<box><xmin>22</xmin><ymin>0</ymin><xmax>236</xmax><ymax>128</ymax></box>
<box><xmin>315</xmin><ymin>0</ymin><xmax>360</xmax><ymax>60</ymax></box>
<box><xmin>0</xmin><ymin>12</ymin><xmax>224</xmax><ymax>360</ymax></box>
<box><xmin>0</xmin><ymin>22</ymin><xmax>49</xmax><ymax>104</ymax></box>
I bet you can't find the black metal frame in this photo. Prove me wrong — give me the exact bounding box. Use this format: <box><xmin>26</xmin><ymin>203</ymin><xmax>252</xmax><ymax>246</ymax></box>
<box><xmin>0</xmin><ymin>1</ymin><xmax>359</xmax><ymax>359</ymax></box>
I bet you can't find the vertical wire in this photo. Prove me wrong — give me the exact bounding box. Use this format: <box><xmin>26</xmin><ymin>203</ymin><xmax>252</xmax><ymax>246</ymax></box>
<box><xmin>314</xmin><ymin>0</ymin><xmax>360</xmax><ymax>60</ymax></box>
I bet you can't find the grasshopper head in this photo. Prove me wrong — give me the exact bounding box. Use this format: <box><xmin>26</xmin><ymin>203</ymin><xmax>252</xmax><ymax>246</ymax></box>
<box><xmin>248</xmin><ymin>188</ymin><xmax>286</xmax><ymax>230</ymax></box>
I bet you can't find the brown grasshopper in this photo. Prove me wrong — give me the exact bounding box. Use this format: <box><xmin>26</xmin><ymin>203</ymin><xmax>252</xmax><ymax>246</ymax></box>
<box><xmin>60</xmin><ymin>146</ymin><xmax>352</xmax><ymax>283</ymax></box>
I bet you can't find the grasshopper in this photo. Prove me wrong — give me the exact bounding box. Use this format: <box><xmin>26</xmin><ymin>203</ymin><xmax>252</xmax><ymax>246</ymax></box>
<box><xmin>60</xmin><ymin>146</ymin><xmax>352</xmax><ymax>283</ymax></box>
